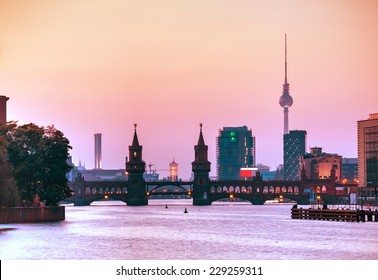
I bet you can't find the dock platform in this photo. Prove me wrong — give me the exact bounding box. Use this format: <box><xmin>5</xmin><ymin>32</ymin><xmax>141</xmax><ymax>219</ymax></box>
<box><xmin>291</xmin><ymin>205</ymin><xmax>378</xmax><ymax>222</ymax></box>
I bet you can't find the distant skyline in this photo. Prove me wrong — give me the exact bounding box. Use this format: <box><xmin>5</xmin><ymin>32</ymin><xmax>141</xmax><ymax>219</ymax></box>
<box><xmin>1</xmin><ymin>0</ymin><xmax>377</xmax><ymax>179</ymax></box>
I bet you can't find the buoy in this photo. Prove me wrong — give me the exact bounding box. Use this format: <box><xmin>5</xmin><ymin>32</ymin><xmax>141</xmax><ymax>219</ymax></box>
<box><xmin>184</xmin><ymin>208</ymin><xmax>188</xmax><ymax>213</ymax></box>
<box><xmin>165</xmin><ymin>204</ymin><xmax>168</xmax><ymax>209</ymax></box>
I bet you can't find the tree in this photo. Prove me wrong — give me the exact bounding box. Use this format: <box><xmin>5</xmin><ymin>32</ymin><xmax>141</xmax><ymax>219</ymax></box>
<box><xmin>3</xmin><ymin>123</ymin><xmax>72</xmax><ymax>206</ymax></box>
<box><xmin>0</xmin><ymin>135</ymin><xmax>19</xmax><ymax>207</ymax></box>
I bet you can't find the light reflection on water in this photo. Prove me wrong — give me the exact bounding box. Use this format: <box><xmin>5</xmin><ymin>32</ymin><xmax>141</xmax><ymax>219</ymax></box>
<box><xmin>1</xmin><ymin>200</ymin><xmax>377</xmax><ymax>260</ymax></box>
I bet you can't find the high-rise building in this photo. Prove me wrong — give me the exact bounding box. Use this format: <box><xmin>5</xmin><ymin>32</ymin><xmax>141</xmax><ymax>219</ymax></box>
<box><xmin>284</xmin><ymin>130</ymin><xmax>306</xmax><ymax>180</ymax></box>
<box><xmin>217</xmin><ymin>126</ymin><xmax>254</xmax><ymax>180</ymax></box>
<box><xmin>279</xmin><ymin>34</ymin><xmax>293</xmax><ymax>135</ymax></box>
<box><xmin>357</xmin><ymin>113</ymin><xmax>378</xmax><ymax>188</ymax></box>
<box><xmin>0</xmin><ymin>95</ymin><xmax>9</xmax><ymax>125</ymax></box>
<box><xmin>341</xmin><ymin>158</ymin><xmax>358</xmax><ymax>182</ymax></box>
<box><xmin>302</xmin><ymin>147</ymin><xmax>342</xmax><ymax>181</ymax></box>
<box><xmin>94</xmin><ymin>133</ymin><xmax>102</xmax><ymax>169</ymax></box>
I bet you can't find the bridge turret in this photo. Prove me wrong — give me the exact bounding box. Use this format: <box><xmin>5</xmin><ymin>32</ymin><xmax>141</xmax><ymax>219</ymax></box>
<box><xmin>192</xmin><ymin>124</ymin><xmax>211</xmax><ymax>205</ymax></box>
<box><xmin>125</xmin><ymin>124</ymin><xmax>147</xmax><ymax>205</ymax></box>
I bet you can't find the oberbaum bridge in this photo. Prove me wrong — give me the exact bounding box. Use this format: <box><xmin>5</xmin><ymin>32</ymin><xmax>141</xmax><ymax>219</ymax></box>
<box><xmin>69</xmin><ymin>125</ymin><xmax>351</xmax><ymax>206</ymax></box>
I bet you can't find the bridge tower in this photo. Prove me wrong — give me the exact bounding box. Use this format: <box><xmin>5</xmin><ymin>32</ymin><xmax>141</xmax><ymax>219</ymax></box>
<box><xmin>126</xmin><ymin>124</ymin><xmax>147</xmax><ymax>205</ymax></box>
<box><xmin>192</xmin><ymin>124</ymin><xmax>211</xmax><ymax>205</ymax></box>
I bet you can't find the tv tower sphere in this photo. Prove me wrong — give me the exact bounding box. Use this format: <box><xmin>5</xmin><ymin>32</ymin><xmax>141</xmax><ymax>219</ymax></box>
<box><xmin>279</xmin><ymin>92</ymin><xmax>293</xmax><ymax>108</ymax></box>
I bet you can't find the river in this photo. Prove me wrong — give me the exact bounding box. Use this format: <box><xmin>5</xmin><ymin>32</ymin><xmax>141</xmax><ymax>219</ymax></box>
<box><xmin>0</xmin><ymin>200</ymin><xmax>377</xmax><ymax>260</ymax></box>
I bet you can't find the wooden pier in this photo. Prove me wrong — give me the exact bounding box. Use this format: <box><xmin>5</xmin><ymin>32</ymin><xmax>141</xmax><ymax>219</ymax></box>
<box><xmin>291</xmin><ymin>205</ymin><xmax>378</xmax><ymax>222</ymax></box>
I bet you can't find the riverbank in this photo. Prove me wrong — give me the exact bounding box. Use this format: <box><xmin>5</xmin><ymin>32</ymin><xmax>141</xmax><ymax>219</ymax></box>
<box><xmin>0</xmin><ymin>206</ymin><xmax>65</xmax><ymax>224</ymax></box>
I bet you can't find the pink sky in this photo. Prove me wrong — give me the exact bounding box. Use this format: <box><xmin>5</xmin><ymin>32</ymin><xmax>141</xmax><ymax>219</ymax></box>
<box><xmin>0</xmin><ymin>0</ymin><xmax>377</xmax><ymax>179</ymax></box>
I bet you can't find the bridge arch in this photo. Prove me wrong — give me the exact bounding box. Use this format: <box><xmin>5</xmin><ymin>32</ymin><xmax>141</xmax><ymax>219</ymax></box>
<box><xmin>148</xmin><ymin>184</ymin><xmax>191</xmax><ymax>194</ymax></box>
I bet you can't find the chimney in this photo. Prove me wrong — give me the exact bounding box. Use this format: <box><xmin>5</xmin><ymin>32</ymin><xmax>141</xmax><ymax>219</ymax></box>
<box><xmin>94</xmin><ymin>133</ymin><xmax>102</xmax><ymax>169</ymax></box>
<box><xmin>0</xmin><ymin>95</ymin><xmax>9</xmax><ymax>125</ymax></box>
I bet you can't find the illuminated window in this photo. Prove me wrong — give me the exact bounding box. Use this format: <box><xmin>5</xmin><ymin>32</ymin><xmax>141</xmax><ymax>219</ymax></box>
<box><xmin>294</xmin><ymin>186</ymin><xmax>299</xmax><ymax>195</ymax></box>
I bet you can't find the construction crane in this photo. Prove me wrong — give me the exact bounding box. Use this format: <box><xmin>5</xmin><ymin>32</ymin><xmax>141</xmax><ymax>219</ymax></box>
<box><xmin>147</xmin><ymin>162</ymin><xmax>171</xmax><ymax>175</ymax></box>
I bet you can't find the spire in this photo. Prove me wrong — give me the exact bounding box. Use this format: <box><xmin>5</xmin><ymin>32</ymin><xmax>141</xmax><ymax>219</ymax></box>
<box><xmin>197</xmin><ymin>123</ymin><xmax>205</xmax><ymax>146</ymax></box>
<box><xmin>279</xmin><ymin>33</ymin><xmax>294</xmax><ymax>135</ymax></box>
<box><xmin>285</xmin><ymin>34</ymin><xmax>287</xmax><ymax>84</ymax></box>
<box><xmin>283</xmin><ymin>33</ymin><xmax>290</xmax><ymax>93</ymax></box>
<box><xmin>132</xmin><ymin>123</ymin><xmax>140</xmax><ymax>146</ymax></box>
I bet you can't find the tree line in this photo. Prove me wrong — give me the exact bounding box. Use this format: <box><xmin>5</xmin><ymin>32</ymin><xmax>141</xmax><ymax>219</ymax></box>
<box><xmin>0</xmin><ymin>122</ymin><xmax>72</xmax><ymax>207</ymax></box>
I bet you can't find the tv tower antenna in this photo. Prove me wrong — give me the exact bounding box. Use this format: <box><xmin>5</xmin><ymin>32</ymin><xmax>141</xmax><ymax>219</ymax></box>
<box><xmin>279</xmin><ymin>34</ymin><xmax>294</xmax><ymax>134</ymax></box>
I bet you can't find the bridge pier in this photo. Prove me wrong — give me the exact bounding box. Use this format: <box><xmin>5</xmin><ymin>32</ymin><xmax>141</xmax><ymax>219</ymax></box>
<box><xmin>126</xmin><ymin>196</ymin><xmax>148</xmax><ymax>206</ymax></box>
<box><xmin>193</xmin><ymin>196</ymin><xmax>211</xmax><ymax>205</ymax></box>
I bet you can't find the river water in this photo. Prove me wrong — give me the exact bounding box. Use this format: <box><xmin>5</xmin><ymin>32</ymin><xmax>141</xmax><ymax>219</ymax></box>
<box><xmin>0</xmin><ymin>200</ymin><xmax>377</xmax><ymax>260</ymax></box>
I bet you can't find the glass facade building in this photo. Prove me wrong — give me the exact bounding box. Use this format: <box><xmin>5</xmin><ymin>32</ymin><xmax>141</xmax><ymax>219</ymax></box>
<box><xmin>216</xmin><ymin>126</ymin><xmax>254</xmax><ymax>180</ymax></box>
<box><xmin>283</xmin><ymin>130</ymin><xmax>307</xmax><ymax>180</ymax></box>
<box><xmin>358</xmin><ymin>113</ymin><xmax>378</xmax><ymax>188</ymax></box>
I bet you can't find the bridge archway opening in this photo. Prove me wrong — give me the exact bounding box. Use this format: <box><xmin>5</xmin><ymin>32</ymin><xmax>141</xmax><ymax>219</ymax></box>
<box><xmin>147</xmin><ymin>184</ymin><xmax>191</xmax><ymax>194</ymax></box>
<box><xmin>211</xmin><ymin>197</ymin><xmax>252</xmax><ymax>205</ymax></box>
<box><xmin>91</xmin><ymin>199</ymin><xmax>126</xmax><ymax>206</ymax></box>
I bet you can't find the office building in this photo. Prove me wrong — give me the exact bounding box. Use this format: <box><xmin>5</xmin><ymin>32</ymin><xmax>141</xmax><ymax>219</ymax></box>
<box><xmin>284</xmin><ymin>130</ymin><xmax>306</xmax><ymax>180</ymax></box>
<box><xmin>341</xmin><ymin>158</ymin><xmax>358</xmax><ymax>182</ymax></box>
<box><xmin>357</xmin><ymin>113</ymin><xmax>378</xmax><ymax>188</ymax></box>
<box><xmin>217</xmin><ymin>126</ymin><xmax>254</xmax><ymax>180</ymax></box>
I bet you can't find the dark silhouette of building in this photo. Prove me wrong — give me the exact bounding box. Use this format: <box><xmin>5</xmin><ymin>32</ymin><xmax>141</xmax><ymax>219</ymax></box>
<box><xmin>279</xmin><ymin>34</ymin><xmax>293</xmax><ymax>135</ymax></box>
<box><xmin>284</xmin><ymin>130</ymin><xmax>306</xmax><ymax>180</ymax></box>
<box><xmin>217</xmin><ymin>126</ymin><xmax>254</xmax><ymax>180</ymax></box>
<box><xmin>125</xmin><ymin>124</ymin><xmax>147</xmax><ymax>205</ymax></box>
<box><xmin>192</xmin><ymin>123</ymin><xmax>211</xmax><ymax>205</ymax></box>
<box><xmin>358</xmin><ymin>113</ymin><xmax>378</xmax><ymax>188</ymax></box>
<box><xmin>0</xmin><ymin>95</ymin><xmax>9</xmax><ymax>125</ymax></box>
<box><xmin>94</xmin><ymin>133</ymin><xmax>102</xmax><ymax>169</ymax></box>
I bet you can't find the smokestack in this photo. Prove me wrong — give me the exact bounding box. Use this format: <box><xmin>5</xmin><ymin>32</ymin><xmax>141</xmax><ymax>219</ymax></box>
<box><xmin>0</xmin><ymin>95</ymin><xmax>9</xmax><ymax>125</ymax></box>
<box><xmin>94</xmin><ymin>133</ymin><xmax>102</xmax><ymax>169</ymax></box>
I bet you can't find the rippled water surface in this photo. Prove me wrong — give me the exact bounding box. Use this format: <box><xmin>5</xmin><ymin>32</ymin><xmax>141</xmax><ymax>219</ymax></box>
<box><xmin>1</xmin><ymin>200</ymin><xmax>377</xmax><ymax>260</ymax></box>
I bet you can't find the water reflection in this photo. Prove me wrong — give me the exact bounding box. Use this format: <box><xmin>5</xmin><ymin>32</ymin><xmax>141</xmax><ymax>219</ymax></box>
<box><xmin>1</xmin><ymin>200</ymin><xmax>377</xmax><ymax>260</ymax></box>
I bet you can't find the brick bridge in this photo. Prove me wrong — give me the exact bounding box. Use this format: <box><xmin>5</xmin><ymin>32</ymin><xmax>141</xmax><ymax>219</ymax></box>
<box><xmin>68</xmin><ymin>125</ymin><xmax>341</xmax><ymax>206</ymax></box>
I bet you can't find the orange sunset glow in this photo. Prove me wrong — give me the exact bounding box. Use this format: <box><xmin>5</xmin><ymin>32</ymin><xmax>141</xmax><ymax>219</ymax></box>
<box><xmin>1</xmin><ymin>0</ymin><xmax>377</xmax><ymax>179</ymax></box>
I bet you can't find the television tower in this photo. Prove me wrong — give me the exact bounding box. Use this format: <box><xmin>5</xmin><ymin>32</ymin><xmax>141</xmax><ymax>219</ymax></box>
<box><xmin>279</xmin><ymin>34</ymin><xmax>293</xmax><ymax>134</ymax></box>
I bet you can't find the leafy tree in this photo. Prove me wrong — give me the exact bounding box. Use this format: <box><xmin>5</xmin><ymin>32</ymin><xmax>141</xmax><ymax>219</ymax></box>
<box><xmin>0</xmin><ymin>135</ymin><xmax>20</xmax><ymax>207</ymax></box>
<box><xmin>2</xmin><ymin>123</ymin><xmax>72</xmax><ymax>206</ymax></box>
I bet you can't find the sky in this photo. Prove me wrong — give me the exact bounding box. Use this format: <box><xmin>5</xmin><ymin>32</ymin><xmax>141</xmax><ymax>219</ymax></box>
<box><xmin>0</xmin><ymin>0</ymin><xmax>377</xmax><ymax>179</ymax></box>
